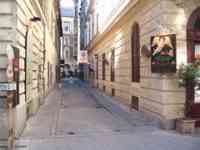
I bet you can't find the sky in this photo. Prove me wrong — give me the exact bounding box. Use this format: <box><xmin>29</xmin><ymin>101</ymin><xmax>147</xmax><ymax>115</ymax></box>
<box><xmin>60</xmin><ymin>0</ymin><xmax>74</xmax><ymax>17</ymax></box>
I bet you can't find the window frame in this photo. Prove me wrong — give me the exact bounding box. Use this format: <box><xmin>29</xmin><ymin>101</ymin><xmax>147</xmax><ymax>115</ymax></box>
<box><xmin>110</xmin><ymin>49</ymin><xmax>115</xmax><ymax>82</ymax></box>
<box><xmin>131</xmin><ymin>23</ymin><xmax>140</xmax><ymax>83</ymax></box>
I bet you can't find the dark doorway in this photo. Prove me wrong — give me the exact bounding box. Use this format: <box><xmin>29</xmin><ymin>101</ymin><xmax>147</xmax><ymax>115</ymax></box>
<box><xmin>187</xmin><ymin>7</ymin><xmax>200</xmax><ymax>127</ymax></box>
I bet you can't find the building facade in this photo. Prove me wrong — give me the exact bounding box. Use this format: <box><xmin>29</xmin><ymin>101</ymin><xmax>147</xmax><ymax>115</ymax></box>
<box><xmin>84</xmin><ymin>0</ymin><xmax>200</xmax><ymax>129</ymax></box>
<box><xmin>0</xmin><ymin>0</ymin><xmax>62</xmax><ymax>138</ymax></box>
<box><xmin>74</xmin><ymin>0</ymin><xmax>79</xmax><ymax>61</ymax></box>
<box><xmin>61</xmin><ymin>15</ymin><xmax>77</xmax><ymax>73</ymax></box>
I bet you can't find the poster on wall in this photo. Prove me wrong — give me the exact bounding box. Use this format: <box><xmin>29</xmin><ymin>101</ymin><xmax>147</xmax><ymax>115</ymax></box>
<box><xmin>151</xmin><ymin>34</ymin><xmax>176</xmax><ymax>73</ymax></box>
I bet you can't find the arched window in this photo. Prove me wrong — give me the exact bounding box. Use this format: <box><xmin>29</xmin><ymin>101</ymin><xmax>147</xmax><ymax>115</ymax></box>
<box><xmin>187</xmin><ymin>7</ymin><xmax>200</xmax><ymax>62</ymax></box>
<box><xmin>131</xmin><ymin>23</ymin><xmax>140</xmax><ymax>82</ymax></box>
<box><xmin>186</xmin><ymin>7</ymin><xmax>200</xmax><ymax>118</ymax></box>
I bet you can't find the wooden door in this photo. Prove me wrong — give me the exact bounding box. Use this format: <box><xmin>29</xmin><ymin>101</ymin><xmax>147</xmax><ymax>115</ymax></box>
<box><xmin>187</xmin><ymin>7</ymin><xmax>200</xmax><ymax>126</ymax></box>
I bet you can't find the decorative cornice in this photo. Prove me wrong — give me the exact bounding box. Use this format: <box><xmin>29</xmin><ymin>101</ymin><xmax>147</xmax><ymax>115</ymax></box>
<box><xmin>86</xmin><ymin>0</ymin><xmax>139</xmax><ymax>51</ymax></box>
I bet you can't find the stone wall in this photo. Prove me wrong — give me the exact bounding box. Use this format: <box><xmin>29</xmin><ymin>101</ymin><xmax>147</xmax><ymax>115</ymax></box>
<box><xmin>0</xmin><ymin>0</ymin><xmax>17</xmax><ymax>138</ymax></box>
<box><xmin>88</xmin><ymin>0</ymin><xmax>200</xmax><ymax>128</ymax></box>
<box><xmin>0</xmin><ymin>0</ymin><xmax>60</xmax><ymax>138</ymax></box>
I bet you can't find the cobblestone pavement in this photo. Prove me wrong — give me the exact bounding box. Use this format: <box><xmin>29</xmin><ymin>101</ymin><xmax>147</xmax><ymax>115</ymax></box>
<box><xmin>15</xmin><ymin>79</ymin><xmax>200</xmax><ymax>150</ymax></box>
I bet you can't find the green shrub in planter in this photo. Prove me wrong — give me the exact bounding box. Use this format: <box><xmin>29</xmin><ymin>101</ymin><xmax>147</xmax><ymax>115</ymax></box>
<box><xmin>178</xmin><ymin>61</ymin><xmax>200</xmax><ymax>87</ymax></box>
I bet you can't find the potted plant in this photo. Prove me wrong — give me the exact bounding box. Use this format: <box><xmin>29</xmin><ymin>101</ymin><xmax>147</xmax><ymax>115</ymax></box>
<box><xmin>176</xmin><ymin>61</ymin><xmax>200</xmax><ymax>134</ymax></box>
<box><xmin>178</xmin><ymin>61</ymin><xmax>200</xmax><ymax>89</ymax></box>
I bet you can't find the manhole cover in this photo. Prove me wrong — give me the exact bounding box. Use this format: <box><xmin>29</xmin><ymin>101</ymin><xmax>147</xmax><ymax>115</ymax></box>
<box><xmin>67</xmin><ymin>132</ymin><xmax>75</xmax><ymax>135</ymax></box>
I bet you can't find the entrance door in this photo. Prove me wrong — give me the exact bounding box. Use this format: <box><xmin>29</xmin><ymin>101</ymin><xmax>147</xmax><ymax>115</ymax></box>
<box><xmin>187</xmin><ymin>7</ymin><xmax>200</xmax><ymax>126</ymax></box>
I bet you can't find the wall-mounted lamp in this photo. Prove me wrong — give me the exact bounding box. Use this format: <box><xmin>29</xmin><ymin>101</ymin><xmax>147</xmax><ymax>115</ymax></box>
<box><xmin>141</xmin><ymin>45</ymin><xmax>151</xmax><ymax>58</ymax></box>
<box><xmin>30</xmin><ymin>16</ymin><xmax>41</xmax><ymax>22</ymax></box>
<box><xmin>175</xmin><ymin>0</ymin><xmax>185</xmax><ymax>8</ymax></box>
<box><xmin>170</xmin><ymin>0</ymin><xmax>185</xmax><ymax>8</ymax></box>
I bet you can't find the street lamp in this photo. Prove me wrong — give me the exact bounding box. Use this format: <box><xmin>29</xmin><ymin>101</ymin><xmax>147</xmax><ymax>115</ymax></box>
<box><xmin>25</xmin><ymin>16</ymin><xmax>41</xmax><ymax>49</ymax></box>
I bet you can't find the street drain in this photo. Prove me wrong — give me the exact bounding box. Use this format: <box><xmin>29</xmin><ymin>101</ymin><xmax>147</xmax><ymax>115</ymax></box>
<box><xmin>95</xmin><ymin>105</ymin><xmax>103</xmax><ymax>109</ymax></box>
<box><xmin>61</xmin><ymin>104</ymin><xmax>68</xmax><ymax>109</ymax></box>
<box><xmin>0</xmin><ymin>145</ymin><xmax>27</xmax><ymax>149</ymax></box>
<box><xmin>67</xmin><ymin>131</ymin><xmax>75</xmax><ymax>135</ymax></box>
<box><xmin>114</xmin><ymin>129</ymin><xmax>121</xmax><ymax>132</ymax></box>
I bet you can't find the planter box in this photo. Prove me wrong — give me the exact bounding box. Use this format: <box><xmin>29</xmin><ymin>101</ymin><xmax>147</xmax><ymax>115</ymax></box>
<box><xmin>176</xmin><ymin>118</ymin><xmax>195</xmax><ymax>134</ymax></box>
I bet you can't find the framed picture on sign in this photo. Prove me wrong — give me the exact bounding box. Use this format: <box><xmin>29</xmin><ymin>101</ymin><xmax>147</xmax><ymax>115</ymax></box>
<box><xmin>151</xmin><ymin>34</ymin><xmax>176</xmax><ymax>73</ymax></box>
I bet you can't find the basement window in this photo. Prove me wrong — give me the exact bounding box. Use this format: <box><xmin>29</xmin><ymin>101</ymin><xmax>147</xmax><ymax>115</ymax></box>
<box><xmin>111</xmin><ymin>88</ymin><xmax>115</xmax><ymax>97</ymax></box>
<box><xmin>103</xmin><ymin>85</ymin><xmax>106</xmax><ymax>92</ymax></box>
<box><xmin>131</xmin><ymin>96</ymin><xmax>139</xmax><ymax>111</ymax></box>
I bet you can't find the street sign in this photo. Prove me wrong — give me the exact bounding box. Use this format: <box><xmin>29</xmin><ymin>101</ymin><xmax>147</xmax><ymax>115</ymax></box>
<box><xmin>0</xmin><ymin>83</ymin><xmax>17</xmax><ymax>91</ymax></box>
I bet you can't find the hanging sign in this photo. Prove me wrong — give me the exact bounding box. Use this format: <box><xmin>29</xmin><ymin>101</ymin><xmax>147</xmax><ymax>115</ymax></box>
<box><xmin>151</xmin><ymin>34</ymin><xmax>176</xmax><ymax>73</ymax></box>
<box><xmin>79</xmin><ymin>50</ymin><xmax>88</xmax><ymax>64</ymax></box>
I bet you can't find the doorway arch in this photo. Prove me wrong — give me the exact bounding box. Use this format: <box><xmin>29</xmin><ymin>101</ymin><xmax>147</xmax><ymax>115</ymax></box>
<box><xmin>186</xmin><ymin>7</ymin><xmax>200</xmax><ymax>124</ymax></box>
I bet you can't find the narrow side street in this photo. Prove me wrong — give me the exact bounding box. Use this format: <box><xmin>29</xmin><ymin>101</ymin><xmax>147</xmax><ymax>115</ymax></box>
<box><xmin>15</xmin><ymin>79</ymin><xmax>200</xmax><ymax>150</ymax></box>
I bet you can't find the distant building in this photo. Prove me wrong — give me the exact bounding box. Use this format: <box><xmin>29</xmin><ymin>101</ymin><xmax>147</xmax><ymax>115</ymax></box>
<box><xmin>74</xmin><ymin>0</ymin><xmax>79</xmax><ymax>61</ymax></box>
<box><xmin>61</xmin><ymin>13</ymin><xmax>76</xmax><ymax>73</ymax></box>
<box><xmin>79</xmin><ymin>0</ymin><xmax>90</xmax><ymax>80</ymax></box>
<box><xmin>80</xmin><ymin>0</ymin><xmax>88</xmax><ymax>50</ymax></box>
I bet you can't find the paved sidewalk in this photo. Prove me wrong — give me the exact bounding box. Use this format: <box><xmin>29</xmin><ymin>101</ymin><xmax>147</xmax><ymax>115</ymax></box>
<box><xmin>15</xmin><ymin>79</ymin><xmax>200</xmax><ymax>150</ymax></box>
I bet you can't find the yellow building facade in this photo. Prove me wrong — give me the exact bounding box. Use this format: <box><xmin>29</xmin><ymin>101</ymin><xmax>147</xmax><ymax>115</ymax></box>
<box><xmin>86</xmin><ymin>0</ymin><xmax>200</xmax><ymax>129</ymax></box>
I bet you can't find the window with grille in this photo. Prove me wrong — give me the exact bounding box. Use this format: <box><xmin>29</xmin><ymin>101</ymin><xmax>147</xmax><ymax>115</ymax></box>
<box><xmin>131</xmin><ymin>23</ymin><xmax>140</xmax><ymax>82</ymax></box>
<box><xmin>111</xmin><ymin>49</ymin><xmax>115</xmax><ymax>82</ymax></box>
<box><xmin>102</xmin><ymin>53</ymin><xmax>106</xmax><ymax>80</ymax></box>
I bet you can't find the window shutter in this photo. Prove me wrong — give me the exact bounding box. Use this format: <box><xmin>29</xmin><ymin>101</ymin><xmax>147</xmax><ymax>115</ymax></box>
<box><xmin>132</xmin><ymin>23</ymin><xmax>140</xmax><ymax>82</ymax></box>
<box><xmin>102</xmin><ymin>53</ymin><xmax>106</xmax><ymax>80</ymax></box>
<box><xmin>111</xmin><ymin>49</ymin><xmax>115</xmax><ymax>82</ymax></box>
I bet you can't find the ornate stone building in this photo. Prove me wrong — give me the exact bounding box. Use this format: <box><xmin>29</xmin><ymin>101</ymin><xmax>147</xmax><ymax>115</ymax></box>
<box><xmin>84</xmin><ymin>0</ymin><xmax>200</xmax><ymax>129</ymax></box>
<box><xmin>0</xmin><ymin>0</ymin><xmax>62</xmax><ymax>138</ymax></box>
<box><xmin>61</xmin><ymin>14</ymin><xmax>77</xmax><ymax>73</ymax></box>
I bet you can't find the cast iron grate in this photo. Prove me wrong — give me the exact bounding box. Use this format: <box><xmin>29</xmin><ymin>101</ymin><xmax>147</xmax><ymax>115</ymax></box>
<box><xmin>67</xmin><ymin>131</ymin><xmax>75</xmax><ymax>135</ymax></box>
